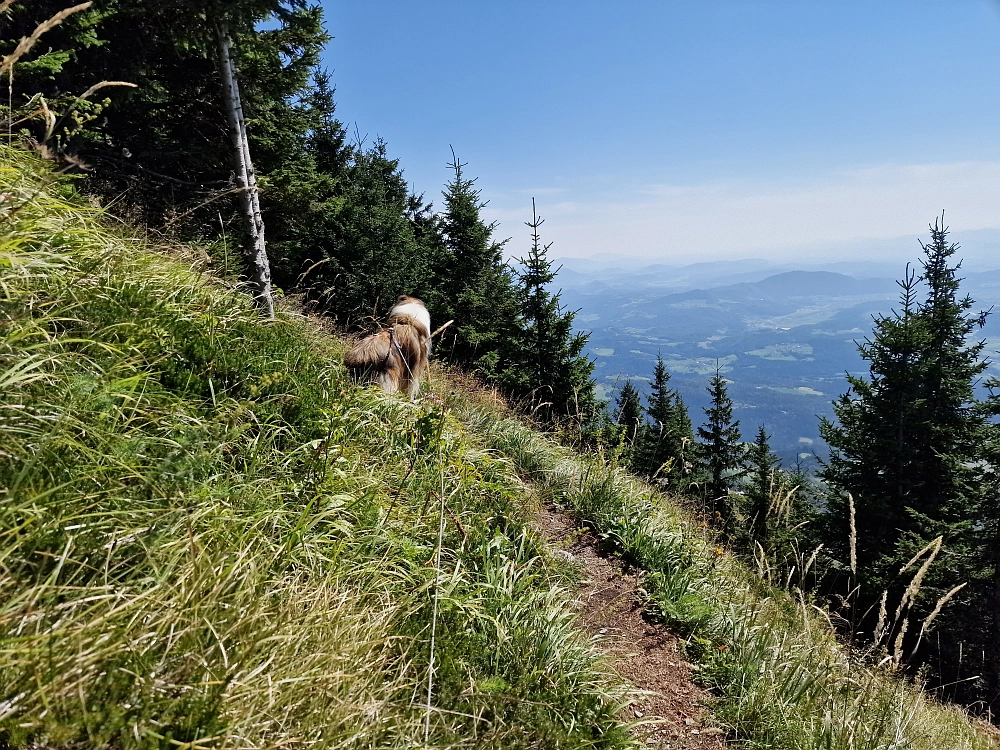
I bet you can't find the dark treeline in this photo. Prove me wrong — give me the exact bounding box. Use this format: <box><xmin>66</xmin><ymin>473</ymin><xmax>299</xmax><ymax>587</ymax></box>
<box><xmin>611</xmin><ymin>218</ymin><xmax>1000</xmax><ymax>719</ymax></box>
<box><xmin>1</xmin><ymin>0</ymin><xmax>597</xmax><ymax>426</ymax></box>
<box><xmin>818</xmin><ymin>221</ymin><xmax>1000</xmax><ymax>715</ymax></box>
<box><xmin>6</xmin><ymin>0</ymin><xmax>1000</xmax><ymax>721</ymax></box>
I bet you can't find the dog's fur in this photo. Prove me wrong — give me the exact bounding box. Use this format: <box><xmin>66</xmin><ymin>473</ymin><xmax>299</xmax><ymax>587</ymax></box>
<box><xmin>344</xmin><ymin>295</ymin><xmax>432</xmax><ymax>397</ymax></box>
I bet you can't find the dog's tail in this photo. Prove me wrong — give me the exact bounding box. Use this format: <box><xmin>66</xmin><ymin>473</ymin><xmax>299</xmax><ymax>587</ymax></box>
<box><xmin>344</xmin><ymin>330</ymin><xmax>392</xmax><ymax>370</ymax></box>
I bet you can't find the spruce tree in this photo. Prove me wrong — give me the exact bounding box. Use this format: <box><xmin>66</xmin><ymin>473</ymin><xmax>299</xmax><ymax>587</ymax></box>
<box><xmin>637</xmin><ymin>354</ymin><xmax>694</xmax><ymax>488</ymax></box>
<box><xmin>697</xmin><ymin>365</ymin><xmax>743</xmax><ymax>528</ymax></box>
<box><xmin>744</xmin><ymin>425</ymin><xmax>781</xmax><ymax>549</ymax></box>
<box><xmin>614</xmin><ymin>379</ymin><xmax>644</xmax><ymax>449</ymax></box>
<box><xmin>819</xmin><ymin>218</ymin><xmax>991</xmax><ymax>587</ymax></box>
<box><xmin>817</xmin><ymin>218</ymin><xmax>1000</xmax><ymax>708</ymax></box>
<box><xmin>818</xmin><ymin>267</ymin><xmax>926</xmax><ymax>577</ymax></box>
<box><xmin>501</xmin><ymin>200</ymin><xmax>598</xmax><ymax>427</ymax></box>
<box><xmin>437</xmin><ymin>151</ymin><xmax>520</xmax><ymax>380</ymax></box>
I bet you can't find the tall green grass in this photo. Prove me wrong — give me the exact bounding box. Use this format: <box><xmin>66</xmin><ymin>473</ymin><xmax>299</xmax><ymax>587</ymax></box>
<box><xmin>444</xmin><ymin>395</ymin><xmax>1000</xmax><ymax>749</ymax></box>
<box><xmin>0</xmin><ymin>147</ymin><xmax>633</xmax><ymax>750</ymax></box>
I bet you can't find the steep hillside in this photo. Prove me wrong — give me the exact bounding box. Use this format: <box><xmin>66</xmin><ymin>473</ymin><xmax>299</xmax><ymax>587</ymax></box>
<box><xmin>2</xmin><ymin>147</ymin><xmax>998</xmax><ymax>749</ymax></box>
<box><xmin>0</xmin><ymin>148</ymin><xmax>630</xmax><ymax>749</ymax></box>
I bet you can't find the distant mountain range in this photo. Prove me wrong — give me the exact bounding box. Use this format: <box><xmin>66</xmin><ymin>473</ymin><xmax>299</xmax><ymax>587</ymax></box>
<box><xmin>556</xmin><ymin>255</ymin><xmax>1000</xmax><ymax>467</ymax></box>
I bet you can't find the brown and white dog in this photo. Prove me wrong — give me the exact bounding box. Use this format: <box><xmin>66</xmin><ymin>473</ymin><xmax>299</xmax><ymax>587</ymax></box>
<box><xmin>344</xmin><ymin>295</ymin><xmax>432</xmax><ymax>397</ymax></box>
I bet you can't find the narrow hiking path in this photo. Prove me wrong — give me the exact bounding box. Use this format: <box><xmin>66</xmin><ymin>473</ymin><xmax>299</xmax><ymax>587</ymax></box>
<box><xmin>537</xmin><ymin>507</ymin><xmax>726</xmax><ymax>750</ymax></box>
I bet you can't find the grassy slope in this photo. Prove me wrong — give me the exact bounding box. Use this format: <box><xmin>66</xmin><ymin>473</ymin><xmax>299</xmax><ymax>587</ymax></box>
<box><xmin>1</xmin><ymin>147</ymin><xmax>997</xmax><ymax>750</ymax></box>
<box><xmin>0</xmin><ymin>148</ymin><xmax>630</xmax><ymax>750</ymax></box>
<box><xmin>452</xmin><ymin>407</ymin><xmax>1000</xmax><ymax>749</ymax></box>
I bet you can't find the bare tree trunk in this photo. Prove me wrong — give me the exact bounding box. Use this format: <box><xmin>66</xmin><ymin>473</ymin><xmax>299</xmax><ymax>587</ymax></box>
<box><xmin>216</xmin><ymin>19</ymin><xmax>274</xmax><ymax>318</ymax></box>
<box><xmin>988</xmin><ymin>514</ymin><xmax>1000</xmax><ymax>716</ymax></box>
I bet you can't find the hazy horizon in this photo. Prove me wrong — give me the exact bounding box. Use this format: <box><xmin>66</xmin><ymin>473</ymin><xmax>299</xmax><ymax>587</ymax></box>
<box><xmin>550</xmin><ymin>225</ymin><xmax>1000</xmax><ymax>276</ymax></box>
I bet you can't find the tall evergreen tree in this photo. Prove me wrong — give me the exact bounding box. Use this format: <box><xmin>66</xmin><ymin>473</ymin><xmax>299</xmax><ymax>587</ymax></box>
<box><xmin>818</xmin><ymin>218</ymin><xmax>998</xmax><ymax>711</ymax></box>
<box><xmin>614</xmin><ymin>379</ymin><xmax>644</xmax><ymax>448</ymax></box>
<box><xmin>500</xmin><ymin>200</ymin><xmax>597</xmax><ymax>426</ymax></box>
<box><xmin>744</xmin><ymin>425</ymin><xmax>781</xmax><ymax>549</ymax></box>
<box><xmin>697</xmin><ymin>365</ymin><xmax>743</xmax><ymax>528</ymax></box>
<box><xmin>636</xmin><ymin>354</ymin><xmax>694</xmax><ymax>488</ymax></box>
<box><xmin>436</xmin><ymin>152</ymin><xmax>520</xmax><ymax>380</ymax></box>
<box><xmin>819</xmin><ymin>218</ymin><xmax>991</xmax><ymax>587</ymax></box>
<box><xmin>818</xmin><ymin>267</ymin><xmax>926</xmax><ymax>576</ymax></box>
<box><xmin>318</xmin><ymin>139</ymin><xmax>440</xmax><ymax>318</ymax></box>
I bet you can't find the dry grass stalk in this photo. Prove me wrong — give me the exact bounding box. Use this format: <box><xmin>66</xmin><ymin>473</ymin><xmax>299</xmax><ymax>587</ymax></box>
<box><xmin>895</xmin><ymin>538</ymin><xmax>942</xmax><ymax>620</ymax></box>
<box><xmin>909</xmin><ymin>582</ymin><xmax>968</xmax><ymax>661</ymax></box>
<box><xmin>887</xmin><ymin>536</ymin><xmax>942</xmax><ymax>663</ymax></box>
<box><xmin>74</xmin><ymin>80</ymin><xmax>137</xmax><ymax>101</ymax></box>
<box><xmin>874</xmin><ymin>589</ymin><xmax>890</xmax><ymax>645</ymax></box>
<box><xmin>892</xmin><ymin>610</ymin><xmax>912</xmax><ymax>665</ymax></box>
<box><xmin>0</xmin><ymin>0</ymin><xmax>18</xmax><ymax>16</ymax></box>
<box><xmin>803</xmin><ymin>543</ymin><xmax>823</xmax><ymax>581</ymax></box>
<box><xmin>899</xmin><ymin>535</ymin><xmax>944</xmax><ymax>576</ymax></box>
<box><xmin>770</xmin><ymin>484</ymin><xmax>798</xmax><ymax>525</ymax></box>
<box><xmin>754</xmin><ymin>540</ymin><xmax>771</xmax><ymax>583</ymax></box>
<box><xmin>37</xmin><ymin>96</ymin><xmax>54</xmax><ymax>137</ymax></box>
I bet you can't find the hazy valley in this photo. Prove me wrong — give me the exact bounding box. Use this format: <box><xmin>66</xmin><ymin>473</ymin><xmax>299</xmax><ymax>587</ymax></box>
<box><xmin>558</xmin><ymin>246</ymin><xmax>1000</xmax><ymax>465</ymax></box>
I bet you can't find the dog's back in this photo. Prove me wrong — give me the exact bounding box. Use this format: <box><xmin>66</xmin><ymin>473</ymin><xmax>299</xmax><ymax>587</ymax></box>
<box><xmin>345</xmin><ymin>295</ymin><xmax>431</xmax><ymax>397</ymax></box>
<box><xmin>388</xmin><ymin>296</ymin><xmax>431</xmax><ymax>338</ymax></box>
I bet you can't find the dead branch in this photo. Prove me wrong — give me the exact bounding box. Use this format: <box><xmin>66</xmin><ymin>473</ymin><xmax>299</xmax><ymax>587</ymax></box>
<box><xmin>431</xmin><ymin>320</ymin><xmax>454</xmax><ymax>339</ymax></box>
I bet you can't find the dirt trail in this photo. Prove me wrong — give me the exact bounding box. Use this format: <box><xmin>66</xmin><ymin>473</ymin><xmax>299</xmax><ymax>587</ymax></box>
<box><xmin>537</xmin><ymin>507</ymin><xmax>725</xmax><ymax>750</ymax></box>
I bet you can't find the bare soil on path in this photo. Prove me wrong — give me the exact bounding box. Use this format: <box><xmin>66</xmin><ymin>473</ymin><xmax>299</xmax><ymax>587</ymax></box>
<box><xmin>536</xmin><ymin>507</ymin><xmax>726</xmax><ymax>750</ymax></box>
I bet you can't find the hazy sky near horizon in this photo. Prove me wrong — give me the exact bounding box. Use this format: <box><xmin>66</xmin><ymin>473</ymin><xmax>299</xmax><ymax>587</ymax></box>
<box><xmin>318</xmin><ymin>1</ymin><xmax>1000</xmax><ymax>262</ymax></box>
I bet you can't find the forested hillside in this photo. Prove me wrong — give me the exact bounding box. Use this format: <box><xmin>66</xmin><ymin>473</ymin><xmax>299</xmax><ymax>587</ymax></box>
<box><xmin>3</xmin><ymin>0</ymin><xmax>1000</xmax><ymax>741</ymax></box>
<box><xmin>1</xmin><ymin>0</ymin><xmax>597</xmax><ymax>423</ymax></box>
<box><xmin>560</xmin><ymin>259</ymin><xmax>1000</xmax><ymax>464</ymax></box>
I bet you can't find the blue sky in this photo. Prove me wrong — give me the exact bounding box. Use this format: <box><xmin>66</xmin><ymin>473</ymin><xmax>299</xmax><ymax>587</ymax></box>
<box><xmin>318</xmin><ymin>1</ymin><xmax>1000</xmax><ymax>263</ymax></box>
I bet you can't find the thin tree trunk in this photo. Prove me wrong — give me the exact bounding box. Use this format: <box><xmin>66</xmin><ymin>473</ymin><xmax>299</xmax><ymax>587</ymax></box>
<box><xmin>988</xmin><ymin>513</ymin><xmax>1000</xmax><ymax>715</ymax></box>
<box><xmin>216</xmin><ymin>19</ymin><xmax>274</xmax><ymax>318</ymax></box>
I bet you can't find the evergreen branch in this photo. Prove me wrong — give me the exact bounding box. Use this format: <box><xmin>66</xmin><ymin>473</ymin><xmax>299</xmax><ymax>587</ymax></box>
<box><xmin>0</xmin><ymin>2</ymin><xmax>93</xmax><ymax>77</ymax></box>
